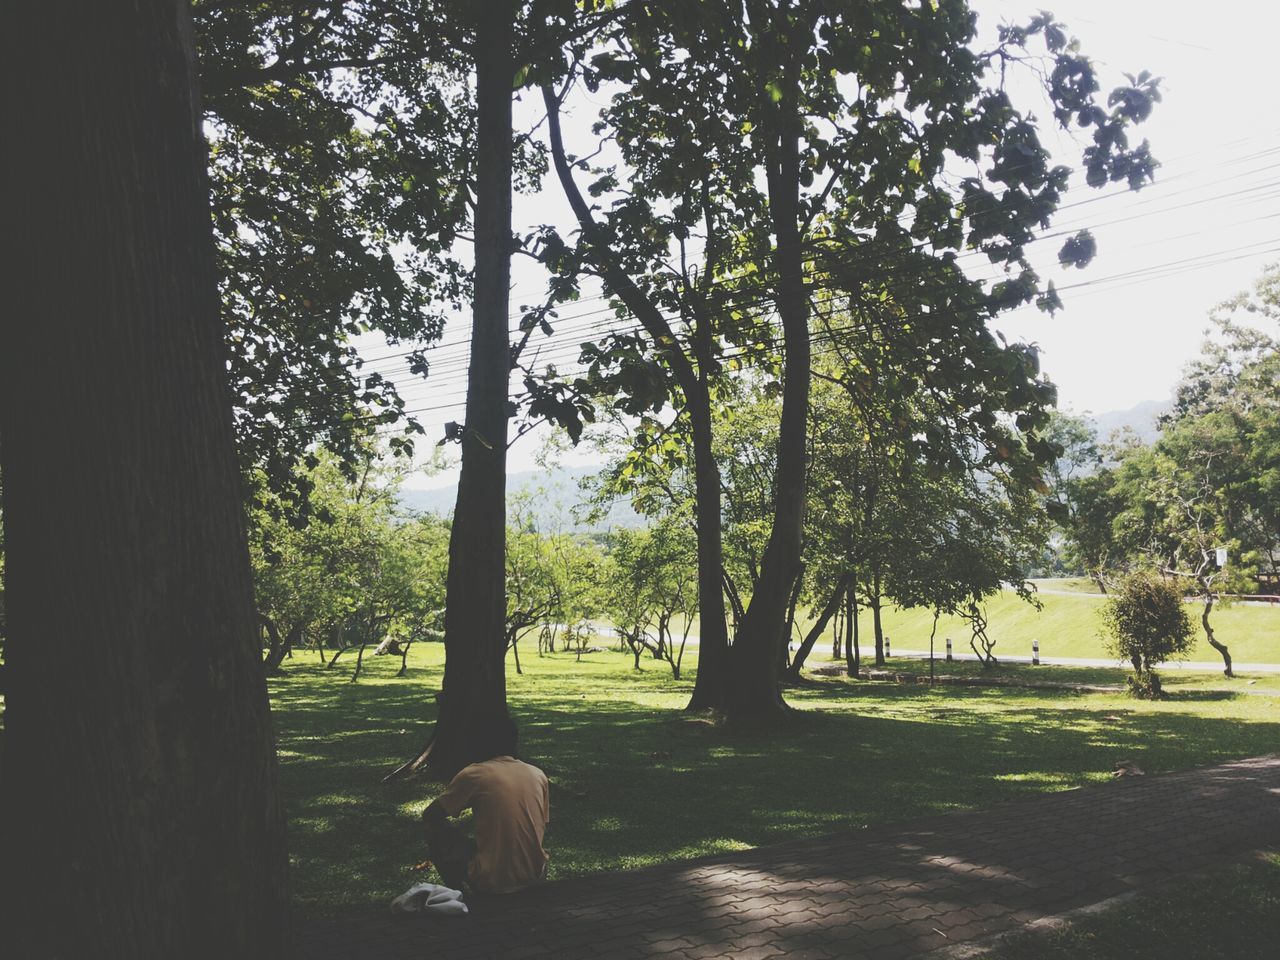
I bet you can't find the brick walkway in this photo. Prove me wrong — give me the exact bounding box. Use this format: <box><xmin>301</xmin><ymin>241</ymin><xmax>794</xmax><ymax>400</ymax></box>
<box><xmin>294</xmin><ymin>755</ymin><xmax>1280</xmax><ymax>960</ymax></box>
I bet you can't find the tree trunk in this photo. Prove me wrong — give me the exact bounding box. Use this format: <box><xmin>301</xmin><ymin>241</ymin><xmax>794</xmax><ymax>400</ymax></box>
<box><xmin>350</xmin><ymin>642</ymin><xmax>369</xmax><ymax>682</ymax></box>
<box><xmin>1</xmin><ymin>2</ymin><xmax>289</xmax><ymax>953</ymax></box>
<box><xmin>685</xmin><ymin>396</ymin><xmax>731</xmax><ymax>710</ymax></box>
<box><xmin>845</xmin><ymin>587</ymin><xmax>861</xmax><ymax>678</ymax></box>
<box><xmin>779</xmin><ymin>564</ymin><xmax>806</xmax><ymax>672</ymax></box>
<box><xmin>509</xmin><ymin>628</ymin><xmax>524</xmax><ymax>676</ymax></box>
<box><xmin>727</xmin><ymin>46</ymin><xmax>810</xmax><ymax>722</ymax></box>
<box><xmin>542</xmin><ymin>86</ymin><xmax>732</xmax><ymax>713</ymax></box>
<box><xmin>1201</xmin><ymin>593</ymin><xmax>1234</xmax><ymax>678</ymax></box>
<box><xmin>262</xmin><ymin>618</ymin><xmax>302</xmax><ymax>674</ymax></box>
<box><xmin>786</xmin><ymin>575</ymin><xmax>849</xmax><ymax>682</ymax></box>
<box><xmin>392</xmin><ymin>1</ymin><xmax>516</xmax><ymax>781</ymax></box>
<box><xmin>871</xmin><ymin>570</ymin><xmax>886</xmax><ymax>667</ymax></box>
<box><xmin>722</xmin><ymin>566</ymin><xmax>746</xmax><ymax>629</ymax></box>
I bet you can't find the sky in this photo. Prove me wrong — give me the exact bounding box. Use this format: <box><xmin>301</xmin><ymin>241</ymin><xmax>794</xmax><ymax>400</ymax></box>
<box><xmin>353</xmin><ymin>0</ymin><xmax>1280</xmax><ymax>488</ymax></box>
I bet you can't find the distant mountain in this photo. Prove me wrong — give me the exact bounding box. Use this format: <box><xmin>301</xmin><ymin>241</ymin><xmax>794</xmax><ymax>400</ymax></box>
<box><xmin>398</xmin><ymin>400</ymin><xmax>1171</xmax><ymax>533</ymax></box>
<box><xmin>1088</xmin><ymin>398</ymin><xmax>1171</xmax><ymax>446</ymax></box>
<box><xmin>398</xmin><ymin>463</ymin><xmax>642</xmax><ymax>534</ymax></box>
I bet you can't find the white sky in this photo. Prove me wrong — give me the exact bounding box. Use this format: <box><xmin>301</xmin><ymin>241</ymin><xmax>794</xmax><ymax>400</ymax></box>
<box><xmin>356</xmin><ymin>0</ymin><xmax>1280</xmax><ymax>488</ymax></box>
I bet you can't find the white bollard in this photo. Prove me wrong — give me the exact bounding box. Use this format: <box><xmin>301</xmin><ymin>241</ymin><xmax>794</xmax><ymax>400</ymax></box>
<box><xmin>946</xmin><ymin>637</ymin><xmax>953</xmax><ymax>662</ymax></box>
<box><xmin>1032</xmin><ymin>638</ymin><xmax>1040</xmax><ymax>666</ymax></box>
<box><xmin>885</xmin><ymin>635</ymin><xmax>891</xmax><ymax>658</ymax></box>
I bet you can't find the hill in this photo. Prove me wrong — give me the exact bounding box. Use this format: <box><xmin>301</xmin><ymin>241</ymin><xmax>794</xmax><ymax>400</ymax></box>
<box><xmin>398</xmin><ymin>464</ymin><xmax>643</xmax><ymax>533</ymax></box>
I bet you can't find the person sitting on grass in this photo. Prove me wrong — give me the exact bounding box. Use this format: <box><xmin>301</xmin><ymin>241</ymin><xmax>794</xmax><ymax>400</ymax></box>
<box><xmin>421</xmin><ymin>711</ymin><xmax>550</xmax><ymax>896</ymax></box>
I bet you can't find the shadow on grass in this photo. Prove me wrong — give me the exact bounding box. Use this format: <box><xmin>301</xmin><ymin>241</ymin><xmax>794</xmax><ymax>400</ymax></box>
<box><xmin>269</xmin><ymin>651</ymin><xmax>1280</xmax><ymax>916</ymax></box>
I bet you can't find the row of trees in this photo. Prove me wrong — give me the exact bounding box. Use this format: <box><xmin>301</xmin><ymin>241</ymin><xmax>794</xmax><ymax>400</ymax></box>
<box><xmin>1</xmin><ymin>2</ymin><xmax>1161</xmax><ymax>951</ymax></box>
<box><xmin>195</xmin><ymin>0</ymin><xmax>1160</xmax><ymax>771</ymax></box>
<box><xmin>1053</xmin><ymin>266</ymin><xmax>1280</xmax><ymax>676</ymax></box>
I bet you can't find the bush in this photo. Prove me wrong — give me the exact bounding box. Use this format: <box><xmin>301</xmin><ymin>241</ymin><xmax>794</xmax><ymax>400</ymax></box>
<box><xmin>1102</xmin><ymin>571</ymin><xmax>1194</xmax><ymax>698</ymax></box>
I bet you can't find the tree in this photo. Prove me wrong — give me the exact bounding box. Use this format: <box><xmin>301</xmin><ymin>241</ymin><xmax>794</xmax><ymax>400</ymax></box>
<box><xmin>1168</xmin><ymin>267</ymin><xmax>1280</xmax><ymax>585</ymax></box>
<box><xmin>1041</xmin><ymin>411</ymin><xmax>1115</xmax><ymax>589</ymax></box>
<box><xmin>604</xmin><ymin>522</ymin><xmax>698</xmax><ymax>679</ymax></box>
<box><xmin>194</xmin><ymin>0</ymin><xmax>475</xmax><ymax>509</ymax></box>
<box><xmin>390</xmin><ymin>0</ymin><xmax>613</xmax><ymax>780</ymax></box>
<box><xmin>1102</xmin><ymin>570</ymin><xmax>1194</xmax><ymax>698</ymax></box>
<box><xmin>2</xmin><ymin>1</ymin><xmax>287</xmax><ymax>953</ymax></box>
<box><xmin>540</xmin><ymin>0</ymin><xmax>1158</xmax><ymax>720</ymax></box>
<box><xmin>1111</xmin><ymin>416</ymin><xmax>1257</xmax><ymax>677</ymax></box>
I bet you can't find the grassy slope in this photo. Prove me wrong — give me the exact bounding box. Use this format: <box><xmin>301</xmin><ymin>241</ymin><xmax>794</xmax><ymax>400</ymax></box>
<box><xmin>830</xmin><ymin>587</ymin><xmax>1280</xmax><ymax>664</ymax></box>
<box><xmin>274</xmin><ymin>643</ymin><xmax>1280</xmax><ymax>914</ymax></box>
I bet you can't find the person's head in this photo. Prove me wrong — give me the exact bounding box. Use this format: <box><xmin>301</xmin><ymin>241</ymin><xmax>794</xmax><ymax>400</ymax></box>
<box><xmin>469</xmin><ymin>709</ymin><xmax>518</xmax><ymax>764</ymax></box>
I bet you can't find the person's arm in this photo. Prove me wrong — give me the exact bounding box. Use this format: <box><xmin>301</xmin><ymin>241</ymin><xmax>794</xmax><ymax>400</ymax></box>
<box><xmin>421</xmin><ymin>800</ymin><xmax>449</xmax><ymax>826</ymax></box>
<box><xmin>423</xmin><ymin>766</ymin><xmax>477</xmax><ymax>824</ymax></box>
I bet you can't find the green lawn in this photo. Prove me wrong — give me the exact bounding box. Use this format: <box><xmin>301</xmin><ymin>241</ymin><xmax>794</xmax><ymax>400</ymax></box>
<box><xmin>982</xmin><ymin>852</ymin><xmax>1280</xmax><ymax>960</ymax></box>
<box><xmin>844</xmin><ymin>655</ymin><xmax>1280</xmax><ymax>694</ymax></box>
<box><xmin>272</xmin><ymin>642</ymin><xmax>1280</xmax><ymax>914</ymax></box>
<box><xmin>832</xmin><ymin>586</ymin><xmax>1280</xmax><ymax>664</ymax></box>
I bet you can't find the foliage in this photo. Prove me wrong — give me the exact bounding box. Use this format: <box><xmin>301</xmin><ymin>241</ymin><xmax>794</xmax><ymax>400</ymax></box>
<box><xmin>538</xmin><ymin>1</ymin><xmax>1159</xmax><ymax>714</ymax></box>
<box><xmin>604</xmin><ymin>521</ymin><xmax>698</xmax><ymax>678</ymax></box>
<box><xmin>248</xmin><ymin>448</ymin><xmax>450</xmax><ymax>677</ymax></box>
<box><xmin>1167</xmin><ymin>265</ymin><xmax>1280</xmax><ymax>581</ymax></box>
<box><xmin>803</xmin><ymin>353</ymin><xmax>1050</xmax><ymax>670</ymax></box>
<box><xmin>506</xmin><ymin>494</ymin><xmax>607</xmax><ymax>670</ymax></box>
<box><xmin>193</xmin><ymin>1</ymin><xmax>484</xmax><ymax>509</ymax></box>
<box><xmin>1101</xmin><ymin>571</ymin><xmax>1194</xmax><ymax>696</ymax></box>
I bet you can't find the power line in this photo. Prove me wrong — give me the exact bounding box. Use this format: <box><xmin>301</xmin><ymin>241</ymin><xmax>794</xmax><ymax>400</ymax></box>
<box><xmin>352</xmin><ymin>149</ymin><xmax>1280</xmax><ymax>387</ymax></box>
<box><xmin>376</xmin><ymin>178</ymin><xmax>1280</xmax><ymax>407</ymax></box>
<box><xmin>330</xmin><ymin>235</ymin><xmax>1280</xmax><ymax>446</ymax></box>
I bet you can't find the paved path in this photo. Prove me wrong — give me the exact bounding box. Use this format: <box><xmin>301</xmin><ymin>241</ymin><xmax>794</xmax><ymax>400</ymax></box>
<box><xmin>295</xmin><ymin>755</ymin><xmax>1280</xmax><ymax>960</ymax></box>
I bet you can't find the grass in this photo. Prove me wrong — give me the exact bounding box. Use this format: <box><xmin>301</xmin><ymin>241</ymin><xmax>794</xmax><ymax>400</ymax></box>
<box><xmin>1028</xmin><ymin>577</ymin><xmax>1107</xmax><ymax>595</ymax></box>
<box><xmin>981</xmin><ymin>851</ymin><xmax>1280</xmax><ymax>959</ymax></box>
<box><xmin>271</xmin><ymin>642</ymin><xmax>1280</xmax><ymax>915</ymax></box>
<box><xmin>840</xmin><ymin>654</ymin><xmax>1280</xmax><ymax>694</ymax></box>
<box><xmin>833</xmin><ymin>585</ymin><xmax>1280</xmax><ymax>663</ymax></box>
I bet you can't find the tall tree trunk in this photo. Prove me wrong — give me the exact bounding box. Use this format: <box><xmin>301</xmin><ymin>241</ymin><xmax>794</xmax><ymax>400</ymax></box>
<box><xmin>727</xmin><ymin>39</ymin><xmax>809</xmax><ymax>722</ymax></box>
<box><xmin>392</xmin><ymin>2</ymin><xmax>515</xmax><ymax>781</ymax></box>
<box><xmin>786</xmin><ymin>575</ymin><xmax>849</xmax><ymax>682</ymax></box>
<box><xmin>1</xmin><ymin>2</ymin><xmax>289</xmax><ymax>953</ymax></box>
<box><xmin>542</xmin><ymin>86</ymin><xmax>732</xmax><ymax>712</ymax></box>
<box><xmin>685</xmin><ymin>384</ymin><xmax>731</xmax><ymax>709</ymax></box>
<box><xmin>1201</xmin><ymin>593</ymin><xmax>1234</xmax><ymax>678</ymax></box>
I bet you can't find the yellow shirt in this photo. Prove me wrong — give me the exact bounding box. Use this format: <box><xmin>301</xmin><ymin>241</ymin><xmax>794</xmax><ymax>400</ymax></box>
<box><xmin>437</xmin><ymin>756</ymin><xmax>550</xmax><ymax>894</ymax></box>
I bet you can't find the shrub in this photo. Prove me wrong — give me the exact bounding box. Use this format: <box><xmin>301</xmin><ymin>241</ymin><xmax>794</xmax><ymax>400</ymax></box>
<box><xmin>1102</xmin><ymin>571</ymin><xmax>1194</xmax><ymax>699</ymax></box>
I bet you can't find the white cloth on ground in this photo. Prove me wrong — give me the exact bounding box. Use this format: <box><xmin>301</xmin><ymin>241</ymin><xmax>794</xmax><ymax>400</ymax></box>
<box><xmin>389</xmin><ymin>882</ymin><xmax>469</xmax><ymax>916</ymax></box>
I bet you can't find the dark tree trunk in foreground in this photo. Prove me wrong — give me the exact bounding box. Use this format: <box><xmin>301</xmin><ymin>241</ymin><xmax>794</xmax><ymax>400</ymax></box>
<box><xmin>1</xmin><ymin>2</ymin><xmax>289</xmax><ymax>954</ymax></box>
<box><xmin>683</xmin><ymin>381</ymin><xmax>732</xmax><ymax>710</ymax></box>
<box><xmin>392</xmin><ymin>1</ymin><xmax>516</xmax><ymax>781</ymax></box>
<box><xmin>727</xmin><ymin>34</ymin><xmax>810</xmax><ymax>722</ymax></box>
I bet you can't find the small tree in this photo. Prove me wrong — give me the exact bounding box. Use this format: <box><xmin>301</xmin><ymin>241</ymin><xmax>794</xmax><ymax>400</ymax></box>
<box><xmin>1102</xmin><ymin>571</ymin><xmax>1194</xmax><ymax>698</ymax></box>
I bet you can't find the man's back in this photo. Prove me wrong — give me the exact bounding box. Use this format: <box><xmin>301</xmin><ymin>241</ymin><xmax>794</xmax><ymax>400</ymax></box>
<box><xmin>437</xmin><ymin>756</ymin><xmax>550</xmax><ymax>894</ymax></box>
